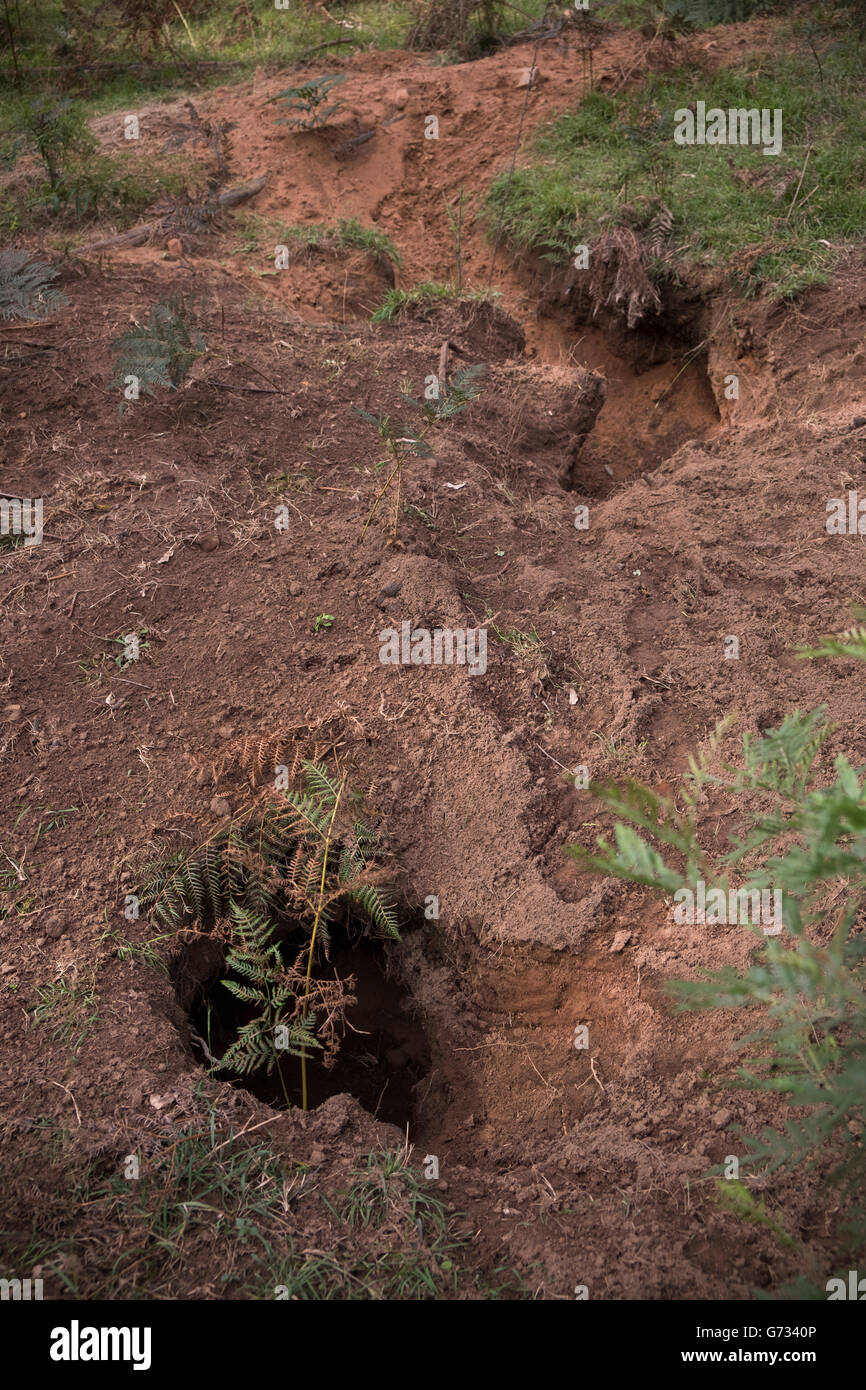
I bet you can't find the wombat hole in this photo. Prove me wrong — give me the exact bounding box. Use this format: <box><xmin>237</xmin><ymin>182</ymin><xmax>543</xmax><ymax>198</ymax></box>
<box><xmin>175</xmin><ymin>927</ymin><xmax>431</xmax><ymax>1127</ymax></box>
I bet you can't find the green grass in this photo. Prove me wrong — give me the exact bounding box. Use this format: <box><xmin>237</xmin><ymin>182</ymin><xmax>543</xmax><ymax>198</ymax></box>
<box><xmin>32</xmin><ymin>976</ymin><xmax>100</xmax><ymax>1052</ymax></box>
<box><xmin>2</xmin><ymin>1122</ymin><xmax>480</xmax><ymax>1299</ymax></box>
<box><xmin>487</xmin><ymin>613</ymin><xmax>552</xmax><ymax>670</ymax></box>
<box><xmin>339</xmin><ymin>1147</ymin><xmax>450</xmax><ymax>1230</ymax></box>
<box><xmin>0</xmin><ymin>3</ymin><xmax>410</xmax><ymax>119</ymax></box>
<box><xmin>257</xmin><ymin>215</ymin><xmax>403</xmax><ymax>266</ymax></box>
<box><xmin>335</xmin><ymin>216</ymin><xmax>403</xmax><ymax>264</ymax></box>
<box><xmin>0</xmin><ymin>142</ymin><xmax>189</xmax><ymax>233</ymax></box>
<box><xmin>487</xmin><ymin>43</ymin><xmax>866</xmax><ymax>300</ymax></box>
<box><xmin>0</xmin><ymin>0</ymin><xmax>548</xmax><ymax>132</ymax></box>
<box><xmin>591</xmin><ymin>0</ymin><xmax>786</xmax><ymax>24</ymax></box>
<box><xmin>371</xmin><ymin>282</ymin><xmax>498</xmax><ymax>323</ymax></box>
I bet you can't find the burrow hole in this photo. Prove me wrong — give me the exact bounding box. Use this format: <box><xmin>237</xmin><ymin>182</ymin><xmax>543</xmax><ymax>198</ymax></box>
<box><xmin>173</xmin><ymin>914</ymin><xmax>431</xmax><ymax>1127</ymax></box>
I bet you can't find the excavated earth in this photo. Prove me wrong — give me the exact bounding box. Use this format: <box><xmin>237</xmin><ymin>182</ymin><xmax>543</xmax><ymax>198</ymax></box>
<box><xmin>2</xmin><ymin>19</ymin><xmax>866</xmax><ymax>1298</ymax></box>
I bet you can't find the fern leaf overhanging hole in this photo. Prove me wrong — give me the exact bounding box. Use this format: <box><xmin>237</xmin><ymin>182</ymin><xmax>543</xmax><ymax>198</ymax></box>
<box><xmin>134</xmin><ymin>756</ymin><xmax>399</xmax><ymax>1108</ymax></box>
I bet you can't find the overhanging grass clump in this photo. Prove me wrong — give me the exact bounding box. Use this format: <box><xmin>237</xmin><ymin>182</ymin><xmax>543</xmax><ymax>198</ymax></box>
<box><xmin>268</xmin><ymin>217</ymin><xmax>403</xmax><ymax>267</ymax></box>
<box><xmin>487</xmin><ymin>45</ymin><xmax>866</xmax><ymax>300</ymax></box>
<box><xmin>371</xmin><ymin>282</ymin><xmax>498</xmax><ymax>323</ymax></box>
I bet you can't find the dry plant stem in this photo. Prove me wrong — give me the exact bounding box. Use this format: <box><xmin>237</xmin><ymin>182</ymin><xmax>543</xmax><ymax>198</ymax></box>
<box><xmin>300</xmin><ymin>773</ymin><xmax>346</xmax><ymax>1110</ymax></box>
<box><xmin>785</xmin><ymin>143</ymin><xmax>813</xmax><ymax>225</ymax></box>
<box><xmin>359</xmin><ymin>421</ymin><xmax>435</xmax><ymax>542</ymax></box>
<box><xmin>438</xmin><ymin>338</ymin><xmax>449</xmax><ymax>381</ymax></box>
<box><xmin>391</xmin><ymin>465</ymin><xmax>402</xmax><ymax>541</ymax></box>
<box><xmin>360</xmin><ymin>446</ymin><xmax>404</xmax><ymax>541</ymax></box>
<box><xmin>2</xmin><ymin>0</ymin><xmax>20</xmax><ymax>88</ymax></box>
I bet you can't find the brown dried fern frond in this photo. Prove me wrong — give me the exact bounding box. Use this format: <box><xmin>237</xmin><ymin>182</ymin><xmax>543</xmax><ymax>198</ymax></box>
<box><xmin>406</xmin><ymin>0</ymin><xmax>505</xmax><ymax>54</ymax></box>
<box><xmin>645</xmin><ymin>199</ymin><xmax>674</xmax><ymax>260</ymax></box>
<box><xmin>588</xmin><ymin>197</ymin><xmax>673</xmax><ymax>329</ymax></box>
<box><xmin>284</xmin><ymin>946</ymin><xmax>357</xmax><ymax>1070</ymax></box>
<box><xmin>212</xmin><ymin>709</ymin><xmax>367</xmax><ymax>787</ymax></box>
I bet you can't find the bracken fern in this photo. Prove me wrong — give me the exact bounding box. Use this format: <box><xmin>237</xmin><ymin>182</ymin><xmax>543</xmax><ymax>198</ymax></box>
<box><xmin>135</xmin><ymin>762</ymin><xmax>399</xmax><ymax>1102</ymax></box>
<box><xmin>569</xmin><ymin>629</ymin><xmax>866</xmax><ymax>1288</ymax></box>
<box><xmin>0</xmin><ymin>251</ymin><xmax>65</xmax><ymax>321</ymax></box>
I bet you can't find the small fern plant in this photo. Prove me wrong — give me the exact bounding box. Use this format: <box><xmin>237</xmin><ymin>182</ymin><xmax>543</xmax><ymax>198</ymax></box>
<box><xmin>16</xmin><ymin>97</ymin><xmax>95</xmax><ymax>194</ymax></box>
<box><xmin>266</xmin><ymin>76</ymin><xmax>347</xmax><ymax>132</ymax></box>
<box><xmin>569</xmin><ymin>628</ymin><xmax>866</xmax><ymax>1285</ymax></box>
<box><xmin>0</xmin><ymin>251</ymin><xmax>66</xmax><ymax>321</ymax></box>
<box><xmin>136</xmin><ymin>761</ymin><xmax>399</xmax><ymax>1107</ymax></box>
<box><xmin>111</xmin><ymin>296</ymin><xmax>204</xmax><ymax>403</ymax></box>
<box><xmin>356</xmin><ymin>364</ymin><xmax>485</xmax><ymax>542</ymax></box>
<box><xmin>215</xmin><ymin>902</ymin><xmax>321</xmax><ymax>1079</ymax></box>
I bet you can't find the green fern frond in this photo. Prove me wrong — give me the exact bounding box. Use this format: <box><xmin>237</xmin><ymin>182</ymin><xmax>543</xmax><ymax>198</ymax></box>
<box><xmin>221</xmin><ymin>979</ymin><xmax>265</xmax><ymax>1004</ymax></box>
<box><xmin>573</xmin><ymin>635</ymin><xmax>866</xmax><ymax>1272</ymax></box>
<box><xmin>136</xmin><ymin>761</ymin><xmax>399</xmax><ymax>1088</ymax></box>
<box><xmin>348</xmin><ymin>883</ymin><xmax>400</xmax><ymax>939</ymax></box>
<box><xmin>0</xmin><ymin>251</ymin><xmax>66</xmax><ymax>321</ymax></box>
<box><xmin>111</xmin><ymin>295</ymin><xmax>203</xmax><ymax>397</ymax></box>
<box><xmin>300</xmin><ymin>759</ymin><xmax>344</xmax><ymax>805</ymax></box>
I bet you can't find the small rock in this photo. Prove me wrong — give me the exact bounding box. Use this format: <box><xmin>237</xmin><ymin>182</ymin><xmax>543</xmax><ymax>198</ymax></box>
<box><xmin>514</xmin><ymin>66</ymin><xmax>538</xmax><ymax>88</ymax></box>
<box><xmin>165</xmin><ymin>237</ymin><xmax>184</xmax><ymax>259</ymax></box>
<box><xmin>199</xmin><ymin>533</ymin><xmax>220</xmax><ymax>553</ymax></box>
<box><xmin>609</xmin><ymin>930</ymin><xmax>632</xmax><ymax>953</ymax></box>
<box><xmin>45</xmin><ymin>916</ymin><xmax>66</xmax><ymax>940</ymax></box>
<box><xmin>149</xmin><ymin>1092</ymin><xmax>176</xmax><ymax>1110</ymax></box>
<box><xmin>210</xmin><ymin>796</ymin><xmax>232</xmax><ymax>817</ymax></box>
<box><xmin>712</xmin><ymin>1108</ymin><xmax>732</xmax><ymax>1129</ymax></box>
<box><xmin>394</xmin><ymin>87</ymin><xmax>409</xmax><ymax>109</ymax></box>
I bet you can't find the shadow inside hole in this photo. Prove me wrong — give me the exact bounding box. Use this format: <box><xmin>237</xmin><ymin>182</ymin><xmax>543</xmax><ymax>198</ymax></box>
<box><xmin>176</xmin><ymin>928</ymin><xmax>430</xmax><ymax>1128</ymax></box>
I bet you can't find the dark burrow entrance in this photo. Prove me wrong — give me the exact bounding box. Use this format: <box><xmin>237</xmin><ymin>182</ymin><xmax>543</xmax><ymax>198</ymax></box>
<box><xmin>174</xmin><ymin>924</ymin><xmax>431</xmax><ymax>1127</ymax></box>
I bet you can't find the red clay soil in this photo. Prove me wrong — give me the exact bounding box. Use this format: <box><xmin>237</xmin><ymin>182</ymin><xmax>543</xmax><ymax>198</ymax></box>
<box><xmin>1</xmin><ymin>19</ymin><xmax>865</xmax><ymax>1299</ymax></box>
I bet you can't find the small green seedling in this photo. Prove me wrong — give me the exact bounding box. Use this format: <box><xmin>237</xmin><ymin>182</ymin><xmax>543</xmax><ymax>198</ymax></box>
<box><xmin>266</xmin><ymin>76</ymin><xmax>347</xmax><ymax>132</ymax></box>
<box><xmin>357</xmin><ymin>365</ymin><xmax>485</xmax><ymax>542</ymax></box>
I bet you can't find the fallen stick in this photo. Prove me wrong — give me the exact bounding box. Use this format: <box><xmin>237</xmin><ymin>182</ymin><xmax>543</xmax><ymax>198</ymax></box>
<box><xmin>88</xmin><ymin>173</ymin><xmax>269</xmax><ymax>251</ymax></box>
<box><xmin>89</xmin><ymin>225</ymin><xmax>154</xmax><ymax>250</ymax></box>
<box><xmin>784</xmin><ymin>143</ymin><xmax>814</xmax><ymax>225</ymax></box>
<box><xmin>0</xmin><ymin>321</ymin><xmax>56</xmax><ymax>331</ymax></box>
<box><xmin>216</xmin><ymin>173</ymin><xmax>268</xmax><ymax>208</ymax></box>
<box><xmin>299</xmin><ymin>37</ymin><xmax>356</xmax><ymax>58</ymax></box>
<box><xmin>208</xmin><ymin>381</ymin><xmax>285</xmax><ymax>394</ymax></box>
<box><xmin>438</xmin><ymin>339</ymin><xmax>449</xmax><ymax>384</ymax></box>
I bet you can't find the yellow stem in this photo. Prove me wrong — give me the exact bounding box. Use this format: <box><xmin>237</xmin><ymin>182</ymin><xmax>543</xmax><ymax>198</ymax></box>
<box><xmin>360</xmin><ymin>445</ymin><xmax>403</xmax><ymax>542</ymax></box>
<box><xmin>359</xmin><ymin>420</ymin><xmax>435</xmax><ymax>542</ymax></box>
<box><xmin>300</xmin><ymin>775</ymin><xmax>345</xmax><ymax>1110</ymax></box>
